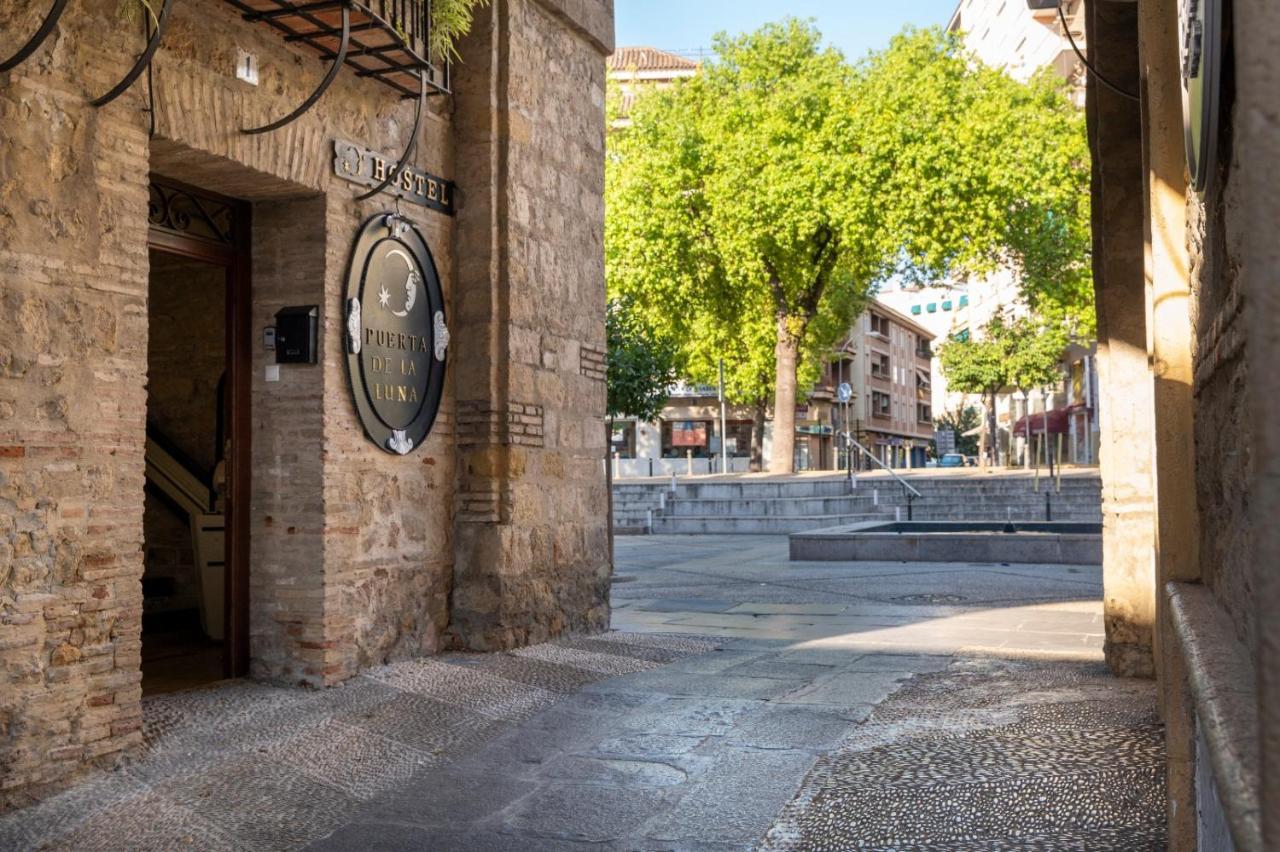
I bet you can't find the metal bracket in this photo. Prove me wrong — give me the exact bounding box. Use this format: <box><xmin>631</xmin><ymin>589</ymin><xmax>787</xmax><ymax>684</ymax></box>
<box><xmin>242</xmin><ymin>3</ymin><xmax>349</xmax><ymax>134</ymax></box>
<box><xmin>90</xmin><ymin>0</ymin><xmax>175</xmax><ymax>108</ymax></box>
<box><xmin>0</xmin><ymin>0</ymin><xmax>69</xmax><ymax>72</ymax></box>
<box><xmin>354</xmin><ymin>71</ymin><xmax>426</xmax><ymax>201</ymax></box>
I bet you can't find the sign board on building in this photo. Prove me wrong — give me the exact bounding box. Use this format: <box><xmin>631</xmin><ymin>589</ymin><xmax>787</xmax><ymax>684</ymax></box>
<box><xmin>935</xmin><ymin>428</ymin><xmax>956</xmax><ymax>455</ymax></box>
<box><xmin>343</xmin><ymin>214</ymin><xmax>448</xmax><ymax>455</ymax></box>
<box><xmin>1180</xmin><ymin>0</ymin><xmax>1223</xmax><ymax>194</ymax></box>
<box><xmin>334</xmin><ymin>140</ymin><xmax>456</xmax><ymax>215</ymax></box>
<box><xmin>671</xmin><ymin>421</ymin><xmax>707</xmax><ymax>447</ymax></box>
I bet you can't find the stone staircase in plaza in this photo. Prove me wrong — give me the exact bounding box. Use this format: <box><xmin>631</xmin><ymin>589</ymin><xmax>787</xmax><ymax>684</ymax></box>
<box><xmin>612</xmin><ymin>474</ymin><xmax>1102</xmax><ymax>535</ymax></box>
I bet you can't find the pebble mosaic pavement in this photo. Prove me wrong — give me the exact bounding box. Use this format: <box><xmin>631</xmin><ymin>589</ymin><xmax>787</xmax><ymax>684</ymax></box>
<box><xmin>762</xmin><ymin>654</ymin><xmax>1166</xmax><ymax>851</ymax></box>
<box><xmin>0</xmin><ymin>633</ymin><xmax>717</xmax><ymax>851</ymax></box>
<box><xmin>1</xmin><ymin>534</ymin><xmax>1169</xmax><ymax>850</ymax></box>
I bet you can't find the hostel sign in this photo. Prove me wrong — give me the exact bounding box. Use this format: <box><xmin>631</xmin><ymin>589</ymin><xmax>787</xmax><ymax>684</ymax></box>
<box><xmin>333</xmin><ymin>140</ymin><xmax>456</xmax><ymax>215</ymax></box>
<box><xmin>343</xmin><ymin>214</ymin><xmax>448</xmax><ymax>455</ymax></box>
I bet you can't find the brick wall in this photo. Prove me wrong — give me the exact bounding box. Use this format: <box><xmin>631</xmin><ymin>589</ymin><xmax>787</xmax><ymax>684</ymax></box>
<box><xmin>1</xmin><ymin>0</ymin><xmax>152</xmax><ymax>806</ymax></box>
<box><xmin>0</xmin><ymin>0</ymin><xmax>610</xmax><ymax>802</ymax></box>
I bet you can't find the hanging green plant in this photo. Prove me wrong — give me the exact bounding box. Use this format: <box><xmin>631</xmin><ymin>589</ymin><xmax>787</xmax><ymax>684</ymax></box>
<box><xmin>116</xmin><ymin>0</ymin><xmax>159</xmax><ymax>28</ymax></box>
<box><xmin>427</xmin><ymin>0</ymin><xmax>487</xmax><ymax>62</ymax></box>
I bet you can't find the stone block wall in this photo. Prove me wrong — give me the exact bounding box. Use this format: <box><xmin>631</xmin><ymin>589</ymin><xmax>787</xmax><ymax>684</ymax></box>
<box><xmin>1187</xmin><ymin>176</ymin><xmax>1252</xmax><ymax>652</ymax></box>
<box><xmin>448</xmin><ymin>0</ymin><xmax>613</xmax><ymax>650</ymax></box>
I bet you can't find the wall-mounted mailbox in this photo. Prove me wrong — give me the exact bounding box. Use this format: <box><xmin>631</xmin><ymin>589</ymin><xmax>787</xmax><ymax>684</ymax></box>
<box><xmin>274</xmin><ymin>306</ymin><xmax>318</xmax><ymax>364</ymax></box>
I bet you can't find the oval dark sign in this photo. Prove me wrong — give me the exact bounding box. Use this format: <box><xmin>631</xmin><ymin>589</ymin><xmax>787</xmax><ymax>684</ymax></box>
<box><xmin>343</xmin><ymin>214</ymin><xmax>447</xmax><ymax>455</ymax></box>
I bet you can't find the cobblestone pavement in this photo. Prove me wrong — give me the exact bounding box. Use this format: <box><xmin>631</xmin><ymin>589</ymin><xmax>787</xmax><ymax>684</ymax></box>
<box><xmin>762</xmin><ymin>654</ymin><xmax>1166</xmax><ymax>850</ymax></box>
<box><xmin>0</xmin><ymin>536</ymin><xmax>1165</xmax><ymax>850</ymax></box>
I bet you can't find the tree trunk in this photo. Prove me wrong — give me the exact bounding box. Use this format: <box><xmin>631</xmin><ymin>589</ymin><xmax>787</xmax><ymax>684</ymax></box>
<box><xmin>770</xmin><ymin>317</ymin><xmax>800</xmax><ymax>474</ymax></box>
<box><xmin>605</xmin><ymin>418</ymin><xmax>614</xmax><ymax>568</ymax></box>
<box><xmin>987</xmin><ymin>390</ymin><xmax>1000</xmax><ymax>468</ymax></box>
<box><xmin>750</xmin><ymin>397</ymin><xmax>767</xmax><ymax>472</ymax></box>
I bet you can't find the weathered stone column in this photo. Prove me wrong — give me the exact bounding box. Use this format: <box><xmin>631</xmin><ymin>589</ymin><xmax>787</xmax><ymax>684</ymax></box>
<box><xmin>1087</xmin><ymin>1</ymin><xmax>1157</xmax><ymax>678</ymax></box>
<box><xmin>448</xmin><ymin>0</ymin><xmax>614</xmax><ymax>649</ymax></box>
<box><xmin>1134</xmin><ymin>0</ymin><xmax>1201</xmax><ymax>843</ymax></box>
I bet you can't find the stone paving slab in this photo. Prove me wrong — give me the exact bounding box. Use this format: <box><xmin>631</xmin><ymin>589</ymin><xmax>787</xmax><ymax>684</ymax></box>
<box><xmin>0</xmin><ymin>633</ymin><xmax>716</xmax><ymax>852</ymax></box>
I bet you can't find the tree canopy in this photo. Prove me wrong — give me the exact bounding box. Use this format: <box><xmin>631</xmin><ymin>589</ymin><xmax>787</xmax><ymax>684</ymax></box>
<box><xmin>606</xmin><ymin>297</ymin><xmax>678</xmax><ymax>423</ymax></box>
<box><xmin>936</xmin><ymin>314</ymin><xmax>1068</xmax><ymax>462</ymax></box>
<box><xmin>606</xmin><ymin>21</ymin><xmax>1093</xmax><ymax>471</ymax></box>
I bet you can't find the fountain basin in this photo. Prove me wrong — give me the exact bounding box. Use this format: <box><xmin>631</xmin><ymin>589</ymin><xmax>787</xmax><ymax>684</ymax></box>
<box><xmin>789</xmin><ymin>520</ymin><xmax>1102</xmax><ymax>565</ymax></box>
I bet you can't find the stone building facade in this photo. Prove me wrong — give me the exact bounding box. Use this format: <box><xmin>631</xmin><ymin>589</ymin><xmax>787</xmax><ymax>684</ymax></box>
<box><xmin>1088</xmin><ymin>0</ymin><xmax>1278</xmax><ymax>848</ymax></box>
<box><xmin>0</xmin><ymin>0</ymin><xmax>613</xmax><ymax>806</ymax></box>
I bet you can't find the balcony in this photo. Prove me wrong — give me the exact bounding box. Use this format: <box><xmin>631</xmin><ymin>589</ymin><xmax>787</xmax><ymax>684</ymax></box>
<box><xmin>228</xmin><ymin>0</ymin><xmax>451</xmax><ymax>98</ymax></box>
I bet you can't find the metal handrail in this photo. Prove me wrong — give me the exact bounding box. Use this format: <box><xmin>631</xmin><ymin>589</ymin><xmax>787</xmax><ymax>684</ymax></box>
<box><xmin>841</xmin><ymin>433</ymin><xmax>922</xmax><ymax>498</ymax></box>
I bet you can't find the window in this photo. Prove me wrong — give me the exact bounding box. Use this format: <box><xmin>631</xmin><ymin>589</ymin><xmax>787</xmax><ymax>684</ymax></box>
<box><xmin>918</xmin><ymin>403</ymin><xmax>932</xmax><ymax>423</ymax></box>
<box><xmin>916</xmin><ymin>336</ymin><xmax>932</xmax><ymax>358</ymax></box>
<box><xmin>911</xmin><ymin>304</ymin><xmax>922</xmax><ymax>315</ymax></box>
<box><xmin>871</xmin><ymin>391</ymin><xmax>891</xmax><ymax>418</ymax></box>
<box><xmin>917</xmin><ymin>370</ymin><xmax>932</xmax><ymax>393</ymax></box>
<box><xmin>610</xmin><ymin>421</ymin><xmax>636</xmax><ymax>458</ymax></box>
<box><xmin>942</xmin><ymin>300</ymin><xmax>953</xmax><ymax>311</ymax></box>
<box><xmin>869</xmin><ymin>313</ymin><xmax>888</xmax><ymax>337</ymax></box>
<box><xmin>927</xmin><ymin>303</ymin><xmax>937</xmax><ymax>313</ymax></box>
<box><xmin>870</xmin><ymin>352</ymin><xmax>890</xmax><ymax>379</ymax></box>
<box><xmin>725</xmin><ymin>420</ymin><xmax>754</xmax><ymax>458</ymax></box>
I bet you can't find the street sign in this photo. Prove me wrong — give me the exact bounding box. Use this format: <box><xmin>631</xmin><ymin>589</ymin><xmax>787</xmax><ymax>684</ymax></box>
<box><xmin>837</xmin><ymin>382</ymin><xmax>853</xmax><ymax>402</ymax></box>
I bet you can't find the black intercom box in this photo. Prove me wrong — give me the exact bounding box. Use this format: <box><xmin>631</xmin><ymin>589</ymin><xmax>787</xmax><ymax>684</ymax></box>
<box><xmin>275</xmin><ymin>306</ymin><xmax>319</xmax><ymax>364</ymax></box>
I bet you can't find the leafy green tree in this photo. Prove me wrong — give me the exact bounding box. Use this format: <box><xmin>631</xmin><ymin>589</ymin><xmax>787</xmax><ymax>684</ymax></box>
<box><xmin>937</xmin><ymin>314</ymin><xmax>1068</xmax><ymax>464</ymax></box>
<box><xmin>1007</xmin><ymin>317</ymin><xmax>1068</xmax><ymax>393</ymax></box>
<box><xmin>937</xmin><ymin>316</ymin><xmax>1014</xmax><ymax>465</ymax></box>
<box><xmin>606</xmin><ymin>297</ymin><xmax>677</xmax><ymax>422</ymax></box>
<box><xmin>855</xmin><ymin>32</ymin><xmax>1094</xmax><ymax>331</ymax></box>
<box><xmin>607</xmin><ymin>23</ymin><xmax>1092</xmax><ymax>472</ymax></box>
<box><xmin>607</xmin><ymin>21</ymin><xmax>880</xmax><ymax>473</ymax></box>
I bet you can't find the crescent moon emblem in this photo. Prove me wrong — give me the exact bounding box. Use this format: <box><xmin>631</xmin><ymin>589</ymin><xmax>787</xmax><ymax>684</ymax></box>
<box><xmin>385</xmin><ymin>247</ymin><xmax>419</xmax><ymax>318</ymax></box>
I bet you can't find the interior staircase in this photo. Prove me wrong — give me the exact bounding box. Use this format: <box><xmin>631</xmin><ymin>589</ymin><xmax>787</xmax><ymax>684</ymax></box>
<box><xmin>144</xmin><ymin>431</ymin><xmax>225</xmax><ymax>640</ymax></box>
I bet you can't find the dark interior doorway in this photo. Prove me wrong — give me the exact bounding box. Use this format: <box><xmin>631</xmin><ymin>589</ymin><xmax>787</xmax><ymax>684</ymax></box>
<box><xmin>142</xmin><ymin>178</ymin><xmax>251</xmax><ymax>694</ymax></box>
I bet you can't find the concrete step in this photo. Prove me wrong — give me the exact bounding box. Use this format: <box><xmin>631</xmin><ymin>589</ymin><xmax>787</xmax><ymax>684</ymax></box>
<box><xmin>652</xmin><ymin>513</ymin><xmax>890</xmax><ymax>535</ymax></box>
<box><xmin>672</xmin><ymin>480</ymin><xmax>854</xmax><ymax>500</ymax></box>
<box><xmin>664</xmin><ymin>496</ymin><xmax>885</xmax><ymax>517</ymax></box>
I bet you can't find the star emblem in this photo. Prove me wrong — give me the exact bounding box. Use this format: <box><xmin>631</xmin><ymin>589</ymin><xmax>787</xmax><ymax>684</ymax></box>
<box><xmin>378</xmin><ymin>286</ymin><xmax>391</xmax><ymax>309</ymax></box>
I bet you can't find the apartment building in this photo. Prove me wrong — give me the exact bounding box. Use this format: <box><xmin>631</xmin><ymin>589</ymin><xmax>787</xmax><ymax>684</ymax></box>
<box><xmin>824</xmin><ymin>302</ymin><xmax>937</xmax><ymax>470</ymax></box>
<box><xmin>949</xmin><ymin>0</ymin><xmax>1087</xmax><ymax>99</ymax></box>
<box><xmin>611</xmin><ymin>299</ymin><xmax>935</xmax><ymax>476</ymax></box>
<box><xmin>606</xmin><ymin>46</ymin><xmax>698</xmax><ymax>124</ymax></box>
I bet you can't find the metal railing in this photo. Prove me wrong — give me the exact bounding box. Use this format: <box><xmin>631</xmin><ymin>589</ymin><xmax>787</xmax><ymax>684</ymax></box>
<box><xmin>840</xmin><ymin>432</ymin><xmax>922</xmax><ymax>518</ymax></box>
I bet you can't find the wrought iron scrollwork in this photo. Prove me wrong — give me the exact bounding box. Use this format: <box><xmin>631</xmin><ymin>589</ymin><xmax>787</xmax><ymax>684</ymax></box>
<box><xmin>148</xmin><ymin>181</ymin><xmax>237</xmax><ymax>246</ymax></box>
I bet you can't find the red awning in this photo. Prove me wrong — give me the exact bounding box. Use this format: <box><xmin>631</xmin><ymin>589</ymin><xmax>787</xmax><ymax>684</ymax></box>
<box><xmin>1012</xmin><ymin>404</ymin><xmax>1087</xmax><ymax>436</ymax></box>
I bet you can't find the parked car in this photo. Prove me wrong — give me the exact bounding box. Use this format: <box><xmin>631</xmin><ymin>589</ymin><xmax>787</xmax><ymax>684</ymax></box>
<box><xmin>965</xmin><ymin>455</ymin><xmax>979</xmax><ymax>467</ymax></box>
<box><xmin>938</xmin><ymin>453</ymin><xmax>965</xmax><ymax>468</ymax></box>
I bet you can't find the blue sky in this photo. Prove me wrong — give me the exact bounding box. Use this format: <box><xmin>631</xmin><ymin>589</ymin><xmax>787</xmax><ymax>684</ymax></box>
<box><xmin>615</xmin><ymin>0</ymin><xmax>961</xmax><ymax>61</ymax></box>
